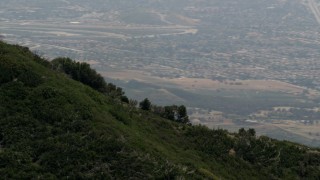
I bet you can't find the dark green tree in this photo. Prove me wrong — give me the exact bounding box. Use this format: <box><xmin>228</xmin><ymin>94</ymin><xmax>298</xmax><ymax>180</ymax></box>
<box><xmin>248</xmin><ymin>128</ymin><xmax>256</xmax><ymax>137</ymax></box>
<box><xmin>238</xmin><ymin>128</ymin><xmax>247</xmax><ymax>136</ymax></box>
<box><xmin>139</xmin><ymin>98</ymin><xmax>151</xmax><ymax>111</ymax></box>
<box><xmin>177</xmin><ymin>105</ymin><xmax>189</xmax><ymax>123</ymax></box>
<box><xmin>121</xmin><ymin>95</ymin><xmax>129</xmax><ymax>103</ymax></box>
<box><xmin>163</xmin><ymin>106</ymin><xmax>175</xmax><ymax>121</ymax></box>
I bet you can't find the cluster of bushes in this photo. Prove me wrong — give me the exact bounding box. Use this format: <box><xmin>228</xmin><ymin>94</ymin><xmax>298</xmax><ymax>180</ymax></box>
<box><xmin>138</xmin><ymin>98</ymin><xmax>190</xmax><ymax>124</ymax></box>
<box><xmin>184</xmin><ymin>126</ymin><xmax>320</xmax><ymax>178</ymax></box>
<box><xmin>51</xmin><ymin>57</ymin><xmax>128</xmax><ymax>102</ymax></box>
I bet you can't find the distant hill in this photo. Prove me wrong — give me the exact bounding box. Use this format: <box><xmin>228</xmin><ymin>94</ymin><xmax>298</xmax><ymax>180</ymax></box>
<box><xmin>0</xmin><ymin>41</ymin><xmax>319</xmax><ymax>179</ymax></box>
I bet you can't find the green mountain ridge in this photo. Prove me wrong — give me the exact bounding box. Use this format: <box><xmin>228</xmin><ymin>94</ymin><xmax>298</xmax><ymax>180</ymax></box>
<box><xmin>0</xmin><ymin>41</ymin><xmax>319</xmax><ymax>179</ymax></box>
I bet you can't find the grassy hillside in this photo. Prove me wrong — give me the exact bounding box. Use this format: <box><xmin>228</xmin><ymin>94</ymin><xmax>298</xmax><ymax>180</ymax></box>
<box><xmin>0</xmin><ymin>41</ymin><xmax>319</xmax><ymax>179</ymax></box>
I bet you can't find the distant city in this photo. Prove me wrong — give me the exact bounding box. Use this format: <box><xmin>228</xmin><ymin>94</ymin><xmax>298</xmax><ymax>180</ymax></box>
<box><xmin>1</xmin><ymin>0</ymin><xmax>320</xmax><ymax>146</ymax></box>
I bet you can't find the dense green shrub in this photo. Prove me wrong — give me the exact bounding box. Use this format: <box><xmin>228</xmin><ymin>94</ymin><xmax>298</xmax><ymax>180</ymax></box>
<box><xmin>109</xmin><ymin>106</ymin><xmax>131</xmax><ymax>125</ymax></box>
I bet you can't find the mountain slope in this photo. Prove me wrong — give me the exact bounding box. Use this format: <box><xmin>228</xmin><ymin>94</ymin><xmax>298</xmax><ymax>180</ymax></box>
<box><xmin>0</xmin><ymin>41</ymin><xmax>319</xmax><ymax>179</ymax></box>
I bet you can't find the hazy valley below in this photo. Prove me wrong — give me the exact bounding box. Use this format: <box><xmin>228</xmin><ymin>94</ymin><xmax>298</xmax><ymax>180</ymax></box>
<box><xmin>1</xmin><ymin>0</ymin><xmax>320</xmax><ymax>147</ymax></box>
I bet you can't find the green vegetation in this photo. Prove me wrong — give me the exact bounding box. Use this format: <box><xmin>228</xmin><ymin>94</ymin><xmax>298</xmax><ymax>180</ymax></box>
<box><xmin>51</xmin><ymin>57</ymin><xmax>128</xmax><ymax>102</ymax></box>
<box><xmin>139</xmin><ymin>98</ymin><xmax>151</xmax><ymax>111</ymax></box>
<box><xmin>0</xmin><ymin>41</ymin><xmax>319</xmax><ymax>179</ymax></box>
<box><xmin>151</xmin><ymin>104</ymin><xmax>190</xmax><ymax>124</ymax></box>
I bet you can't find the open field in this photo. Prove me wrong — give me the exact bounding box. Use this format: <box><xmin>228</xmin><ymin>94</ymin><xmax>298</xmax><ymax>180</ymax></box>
<box><xmin>272</xmin><ymin>120</ymin><xmax>320</xmax><ymax>139</ymax></box>
<box><xmin>101</xmin><ymin>69</ymin><xmax>313</xmax><ymax>95</ymax></box>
